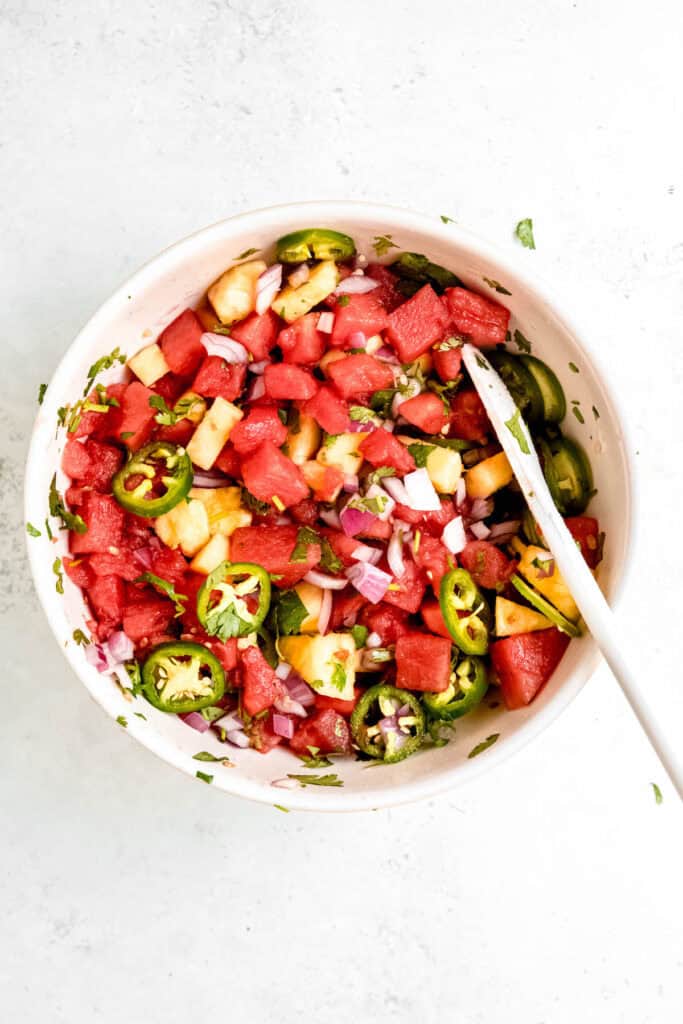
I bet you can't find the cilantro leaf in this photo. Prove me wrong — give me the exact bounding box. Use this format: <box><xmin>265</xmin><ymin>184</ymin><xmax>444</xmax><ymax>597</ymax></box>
<box><xmin>83</xmin><ymin>346</ymin><xmax>126</xmax><ymax>396</ymax></box>
<box><xmin>351</xmin><ymin>624</ymin><xmax>369</xmax><ymax>649</ymax></box>
<box><xmin>515</xmin><ymin>218</ymin><xmax>536</xmax><ymax>250</ymax></box>
<box><xmin>369</xmin><ymin>388</ymin><xmax>398</xmax><ymax>418</ymax></box>
<box><xmin>371</xmin><ymin>235</ymin><xmax>398</xmax><ymax>258</ymax></box>
<box><xmin>572</xmin><ymin>406</ymin><xmax>585</xmax><ymax>424</ymax></box>
<box><xmin>193</xmin><ymin>751</ymin><xmax>235</xmax><ymax>766</ymax></box>
<box><xmin>286</xmin><ymin>773</ymin><xmax>343</xmax><ymax>788</ymax></box>
<box><xmin>72</xmin><ymin>628</ymin><xmax>90</xmax><ymax>646</ymax></box>
<box><xmin>196</xmin><ymin>771</ymin><xmax>213</xmax><ymax>784</ymax></box>
<box><xmin>467</xmin><ymin>733</ymin><xmax>500</xmax><ymax>758</ymax></box>
<box><xmin>568</xmin><ymin>361</ymin><xmax>579</xmax><ymax>373</ymax></box>
<box><xmin>651</xmin><ymin>782</ymin><xmax>663</xmax><ymax>805</ymax></box>
<box><xmin>136</xmin><ymin>572</ymin><xmax>188</xmax><ymax>616</ymax></box>
<box><xmin>482</xmin><ymin>276</ymin><xmax>512</xmax><ymax>296</ymax></box>
<box><xmin>26</xmin><ymin>522</ymin><xmax>41</xmax><ymax>538</ymax></box>
<box><xmin>408</xmin><ymin>443</ymin><xmax>436</xmax><ymax>468</ymax></box>
<box><xmin>52</xmin><ymin>557</ymin><xmax>64</xmax><ymax>594</ymax></box>
<box><xmin>241</xmin><ymin>487</ymin><xmax>272</xmax><ymax>516</ymax></box>
<box><xmin>349</xmin><ymin>405</ymin><xmax>377</xmax><ymax>423</ymax></box>
<box><xmin>38</xmin><ymin>383</ymin><xmax>47</xmax><ymax>405</ymax></box>
<box><xmin>116</xmin><ymin>715</ymin><xmax>128</xmax><ymax>727</ymax></box>
<box><xmin>440</xmin><ymin>214</ymin><xmax>456</xmax><ymax>224</ymax></box>
<box><xmin>336</xmin><ymin>294</ymin><xmax>351</xmax><ymax>307</ymax></box>
<box><xmin>291</xmin><ymin>526</ymin><xmax>320</xmax><ymax>563</ymax></box>
<box><xmin>299</xmin><ymin>746</ymin><xmax>334</xmax><ymax>769</ymax></box>
<box><xmin>330</xmin><ymin>661</ymin><xmax>347</xmax><ymax>693</ymax></box>
<box><xmin>319</xmin><ymin>537</ymin><xmax>342</xmax><ymax>574</ymax></box>
<box><xmin>273</xmin><ymin>804</ymin><xmax>290</xmax><ymax>813</ymax></box>
<box><xmin>504</xmin><ymin>410</ymin><xmax>531</xmax><ymax>454</ymax></box>
<box><xmin>234</xmin><ymin>247</ymin><xmax>259</xmax><ymax>260</ymax></box>
<box><xmin>513</xmin><ymin>329</ymin><xmax>531</xmax><ymax>354</ymax></box>
<box><xmin>124</xmin><ymin>660</ymin><xmax>143</xmax><ymax>695</ymax></box>
<box><xmin>367</xmin><ymin>466</ymin><xmax>396</xmax><ymax>485</ymax></box>
<box><xmin>275</xmin><ymin>590</ymin><xmax>308</xmax><ymax>635</ymax></box>
<box><xmin>49</xmin><ymin>474</ymin><xmax>87</xmax><ymax>533</ymax></box>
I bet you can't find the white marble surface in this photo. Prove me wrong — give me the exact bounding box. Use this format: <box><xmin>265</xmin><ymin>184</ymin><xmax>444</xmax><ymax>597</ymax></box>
<box><xmin>2</xmin><ymin>2</ymin><xmax>682</xmax><ymax>1021</ymax></box>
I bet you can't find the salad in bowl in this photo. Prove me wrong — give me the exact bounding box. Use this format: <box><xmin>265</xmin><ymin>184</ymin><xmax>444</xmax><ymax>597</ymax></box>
<box><xmin>26</xmin><ymin>205</ymin><xmax>631</xmax><ymax>809</ymax></box>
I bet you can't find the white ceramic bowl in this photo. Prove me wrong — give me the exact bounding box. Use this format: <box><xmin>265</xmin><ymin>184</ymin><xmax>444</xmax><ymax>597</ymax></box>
<box><xmin>25</xmin><ymin>202</ymin><xmax>635</xmax><ymax>811</ymax></box>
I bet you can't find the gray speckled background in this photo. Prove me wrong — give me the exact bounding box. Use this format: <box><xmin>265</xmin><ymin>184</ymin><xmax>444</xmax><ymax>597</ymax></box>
<box><xmin>2</xmin><ymin>2</ymin><xmax>682</xmax><ymax>1021</ymax></box>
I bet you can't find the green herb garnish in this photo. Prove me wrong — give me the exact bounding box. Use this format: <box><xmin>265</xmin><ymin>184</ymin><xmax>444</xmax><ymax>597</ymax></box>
<box><xmin>504</xmin><ymin>410</ymin><xmax>530</xmax><ymax>454</ymax></box>
<box><xmin>319</xmin><ymin>537</ymin><xmax>342</xmax><ymax>574</ymax></box>
<box><xmin>48</xmin><ymin>474</ymin><xmax>87</xmax><ymax>533</ymax></box>
<box><xmin>351</xmin><ymin>624</ymin><xmax>369</xmax><ymax>649</ymax></box>
<box><xmin>275</xmin><ymin>589</ymin><xmax>309</xmax><ymax>635</ymax></box>
<box><xmin>38</xmin><ymin>383</ymin><xmax>47</xmax><ymax>405</ymax></box>
<box><xmin>72</xmin><ymin>628</ymin><xmax>90</xmax><ymax>646</ymax></box>
<box><xmin>286</xmin><ymin>773</ymin><xmax>343</xmax><ymax>788</ymax></box>
<box><xmin>651</xmin><ymin>782</ymin><xmax>663</xmax><ymax>805</ymax></box>
<box><xmin>26</xmin><ymin>522</ymin><xmax>41</xmax><ymax>538</ymax></box>
<box><xmin>572</xmin><ymin>406</ymin><xmax>585</xmax><ymax>424</ymax></box>
<box><xmin>135</xmin><ymin>572</ymin><xmax>188</xmax><ymax>616</ymax></box>
<box><xmin>53</xmin><ymin>557</ymin><xmax>64</xmax><ymax>594</ymax></box>
<box><xmin>482</xmin><ymin>277</ymin><xmax>511</xmax><ymax>295</ymax></box>
<box><xmin>83</xmin><ymin>346</ymin><xmax>126</xmax><ymax>397</ymax></box>
<box><xmin>196</xmin><ymin>771</ymin><xmax>214</xmax><ymax>784</ymax></box>
<box><xmin>371</xmin><ymin>234</ymin><xmax>398</xmax><ymax>258</ymax></box>
<box><xmin>568</xmin><ymin>361</ymin><xmax>579</xmax><ymax>373</ymax></box>
<box><xmin>515</xmin><ymin>218</ymin><xmax>535</xmax><ymax>250</ymax></box>
<box><xmin>592</xmin><ymin>405</ymin><xmax>600</xmax><ymax>420</ymax></box>
<box><xmin>513</xmin><ymin>329</ymin><xmax>531</xmax><ymax>354</ymax></box>
<box><xmin>440</xmin><ymin>214</ymin><xmax>456</xmax><ymax>224</ymax></box>
<box><xmin>407</xmin><ymin>443</ymin><xmax>436</xmax><ymax>468</ymax></box>
<box><xmin>116</xmin><ymin>715</ymin><xmax>128</xmax><ymax>728</ymax></box>
<box><xmin>193</xmin><ymin>751</ymin><xmax>235</xmax><ymax>766</ymax></box>
<box><xmin>299</xmin><ymin>746</ymin><xmax>334</xmax><ymax>769</ymax></box>
<box><xmin>336</xmin><ymin>294</ymin><xmax>351</xmax><ymax>307</ymax></box>
<box><xmin>235</xmin><ymin>247</ymin><xmax>259</xmax><ymax>260</ymax></box>
<box><xmin>468</xmin><ymin>733</ymin><xmax>500</xmax><ymax>758</ymax></box>
<box><xmin>367</xmin><ymin>466</ymin><xmax>396</xmax><ymax>485</ymax></box>
<box><xmin>349</xmin><ymin>405</ymin><xmax>377</xmax><ymax>423</ymax></box>
<box><xmin>291</xmin><ymin>526</ymin><xmax>320</xmax><ymax>563</ymax></box>
<box><xmin>330</xmin><ymin>661</ymin><xmax>347</xmax><ymax>693</ymax></box>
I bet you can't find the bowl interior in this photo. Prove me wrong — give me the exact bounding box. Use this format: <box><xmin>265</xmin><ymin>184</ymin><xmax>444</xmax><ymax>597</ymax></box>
<box><xmin>25</xmin><ymin>202</ymin><xmax>632</xmax><ymax>811</ymax></box>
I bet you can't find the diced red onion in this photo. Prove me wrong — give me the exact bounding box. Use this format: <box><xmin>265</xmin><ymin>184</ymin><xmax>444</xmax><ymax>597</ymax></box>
<box><xmin>318</xmin><ymin>586</ymin><xmax>332</xmax><ymax>636</ymax></box>
<box><xmin>383</xmin><ymin>476</ymin><xmax>409</xmax><ymax>505</ymax></box>
<box><xmin>350</xmin><ymin>543</ymin><xmax>381</xmax><ymax>564</ymax></box>
<box><xmin>334</xmin><ymin>275</ymin><xmax>379</xmax><ymax>295</ymax></box>
<box><xmin>178</xmin><ymin>711</ymin><xmax>210</xmax><ymax>733</ymax></box>
<box><xmin>387</xmin><ymin>525</ymin><xmax>406</xmax><ymax>579</ymax></box>
<box><xmin>255</xmin><ymin>264</ymin><xmax>283</xmax><ymax>315</ymax></box>
<box><xmin>365</xmin><ymin>483</ymin><xmax>395</xmax><ymax>522</ymax></box>
<box><xmin>346</xmin><ymin>561</ymin><xmax>392</xmax><ymax>604</ymax></box>
<box><xmin>375</xmin><ymin>345</ymin><xmax>400</xmax><ymax>363</ymax></box>
<box><xmin>303</xmin><ymin>570</ymin><xmax>348</xmax><ymax>590</ymax></box>
<box><xmin>275</xmin><ymin>662</ymin><xmax>292</xmax><ymax>681</ymax></box>
<box><xmin>272</xmin><ymin>713</ymin><xmax>295</xmax><ymax>739</ymax></box>
<box><xmin>317</xmin><ymin>311</ymin><xmax>335</xmax><ymax>333</ymax></box>
<box><xmin>107</xmin><ymin>630</ymin><xmax>135</xmax><ymax>663</ymax></box>
<box><xmin>319</xmin><ymin>507</ymin><xmax>342</xmax><ymax>530</ymax></box>
<box><xmin>470</xmin><ymin>497</ymin><xmax>494</xmax><ymax>522</ymax></box>
<box><xmin>214</xmin><ymin>711</ymin><xmax>244</xmax><ymax>733</ymax></box>
<box><xmin>227</xmin><ymin>729</ymin><xmax>250</xmax><ymax>748</ymax></box>
<box><xmin>347</xmin><ymin>418</ymin><xmax>371</xmax><ymax>433</ymax></box>
<box><xmin>85</xmin><ymin>631</ymin><xmax>134</xmax><ymax>674</ymax></box>
<box><xmin>347</xmin><ymin>331</ymin><xmax>367</xmax><ymax>348</ymax></box>
<box><xmin>343</xmin><ymin>474</ymin><xmax>359</xmax><ymax>493</ymax></box>
<box><xmin>403</xmin><ymin>468</ymin><xmax>441</xmax><ymax>511</ymax></box>
<box><xmin>285</xmin><ymin>673</ymin><xmax>316</xmax><ymax>707</ymax></box>
<box><xmin>247</xmin><ymin>376</ymin><xmax>266</xmax><ymax>401</ymax></box>
<box><xmin>131</xmin><ymin>545</ymin><xmax>154</xmax><ymax>571</ymax></box>
<box><xmin>274</xmin><ymin>515</ymin><xmax>292</xmax><ymax>525</ymax></box>
<box><xmin>249</xmin><ymin>359</ymin><xmax>268</xmax><ymax>374</ymax></box>
<box><xmin>85</xmin><ymin>643</ymin><xmax>109</xmax><ymax>673</ymax></box>
<box><xmin>470</xmin><ymin>521</ymin><xmax>491</xmax><ymax>540</ymax></box>
<box><xmin>272</xmin><ymin>777</ymin><xmax>299</xmax><ymax>790</ymax></box>
<box><xmin>488</xmin><ymin>519</ymin><xmax>521</xmax><ymax>541</ymax></box>
<box><xmin>288</xmin><ymin>264</ymin><xmax>310</xmax><ymax>288</ymax></box>
<box><xmin>340</xmin><ymin>505</ymin><xmax>376</xmax><ymax>538</ymax></box>
<box><xmin>274</xmin><ymin>694</ymin><xmax>307</xmax><ymax>718</ymax></box>
<box><xmin>192</xmin><ymin>468</ymin><xmax>230</xmax><ymax>488</ymax></box>
<box><xmin>201</xmin><ymin>333</ymin><xmax>249</xmax><ymax>363</ymax></box>
<box><xmin>442</xmin><ymin>515</ymin><xmax>467</xmax><ymax>555</ymax></box>
<box><xmin>366</xmin><ymin>631</ymin><xmax>382</xmax><ymax>649</ymax></box>
<box><xmin>455</xmin><ymin>477</ymin><xmax>467</xmax><ymax>507</ymax></box>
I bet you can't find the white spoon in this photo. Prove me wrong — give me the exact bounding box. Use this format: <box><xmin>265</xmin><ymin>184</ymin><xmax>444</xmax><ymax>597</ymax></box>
<box><xmin>462</xmin><ymin>343</ymin><xmax>682</xmax><ymax>799</ymax></box>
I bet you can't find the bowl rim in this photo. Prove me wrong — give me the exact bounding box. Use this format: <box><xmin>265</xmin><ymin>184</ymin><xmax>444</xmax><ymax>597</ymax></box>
<box><xmin>24</xmin><ymin>200</ymin><xmax>637</xmax><ymax>812</ymax></box>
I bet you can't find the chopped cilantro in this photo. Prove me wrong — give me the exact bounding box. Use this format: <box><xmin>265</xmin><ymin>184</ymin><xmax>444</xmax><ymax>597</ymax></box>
<box><xmin>241</xmin><ymin>487</ymin><xmax>272</xmax><ymax>516</ymax></box>
<box><xmin>148</xmin><ymin>394</ymin><xmax>177</xmax><ymax>425</ymax></box>
<box><xmin>235</xmin><ymin>247</ymin><xmax>259</xmax><ymax>260</ymax></box>
<box><xmin>83</xmin><ymin>346</ymin><xmax>126</xmax><ymax>397</ymax></box>
<box><xmin>38</xmin><ymin>383</ymin><xmax>47</xmax><ymax>405</ymax></box>
<box><xmin>193</xmin><ymin>751</ymin><xmax>235</xmax><ymax>766</ymax></box>
<box><xmin>367</xmin><ymin>466</ymin><xmax>396</xmax><ymax>485</ymax></box>
<box><xmin>72</xmin><ymin>628</ymin><xmax>90</xmax><ymax>646</ymax></box>
<box><xmin>286</xmin><ymin>773</ymin><xmax>343</xmax><ymax>788</ymax></box>
<box><xmin>351</xmin><ymin>624</ymin><xmax>369</xmax><ymax>649</ymax></box>
<box><xmin>515</xmin><ymin>218</ymin><xmax>536</xmax><ymax>250</ymax></box>
<box><xmin>572</xmin><ymin>406</ymin><xmax>585</xmax><ymax>424</ymax></box>
<box><xmin>200</xmin><ymin>706</ymin><xmax>228</xmax><ymax>724</ymax></box>
<box><xmin>440</xmin><ymin>214</ymin><xmax>456</xmax><ymax>224</ymax></box>
<box><xmin>319</xmin><ymin>537</ymin><xmax>342</xmax><ymax>573</ymax></box>
<box><xmin>482</xmin><ymin>276</ymin><xmax>511</xmax><ymax>295</ymax></box>
<box><xmin>48</xmin><ymin>474</ymin><xmax>87</xmax><ymax>533</ymax></box>
<box><xmin>273</xmin><ymin>804</ymin><xmax>290</xmax><ymax>813</ymax></box>
<box><xmin>592</xmin><ymin>405</ymin><xmax>600</xmax><ymax>420</ymax></box>
<box><xmin>120</xmin><ymin>431</ymin><xmax>134</xmax><ymax>440</ymax></box>
<box><xmin>468</xmin><ymin>733</ymin><xmax>500</xmax><ymax>758</ymax></box>
<box><xmin>116</xmin><ymin>715</ymin><xmax>128</xmax><ymax>728</ymax></box>
<box><xmin>504</xmin><ymin>410</ymin><xmax>531</xmax><ymax>454</ymax></box>
<box><xmin>299</xmin><ymin>746</ymin><xmax>334</xmax><ymax>769</ymax></box>
<box><xmin>349</xmin><ymin>405</ymin><xmax>376</xmax><ymax>423</ymax></box>
<box><xmin>196</xmin><ymin>771</ymin><xmax>213</xmax><ymax>784</ymax></box>
<box><xmin>134</xmin><ymin>711</ymin><xmax>147</xmax><ymax>720</ymax></box>
<box><xmin>26</xmin><ymin>522</ymin><xmax>41</xmax><ymax>538</ymax></box>
<box><xmin>651</xmin><ymin>782</ymin><xmax>663</xmax><ymax>805</ymax></box>
<box><xmin>123</xmin><ymin>660</ymin><xmax>143</xmax><ymax>696</ymax></box>
<box><xmin>568</xmin><ymin>361</ymin><xmax>579</xmax><ymax>373</ymax></box>
<box><xmin>136</xmin><ymin>572</ymin><xmax>188</xmax><ymax>616</ymax></box>
<box><xmin>369</xmin><ymin>388</ymin><xmax>398</xmax><ymax>419</ymax></box>
<box><xmin>513</xmin><ymin>329</ymin><xmax>531</xmax><ymax>354</ymax></box>
<box><xmin>323</xmin><ymin>433</ymin><xmax>340</xmax><ymax>448</ymax></box>
<box><xmin>336</xmin><ymin>294</ymin><xmax>351</xmax><ymax>307</ymax></box>
<box><xmin>275</xmin><ymin>589</ymin><xmax>308</xmax><ymax>635</ymax></box>
<box><xmin>212</xmin><ymin>324</ymin><xmax>232</xmax><ymax>335</ymax></box>
<box><xmin>52</xmin><ymin>557</ymin><xmax>64</xmax><ymax>594</ymax></box>
<box><xmin>44</xmin><ymin>517</ymin><xmax>53</xmax><ymax>541</ymax></box>
<box><xmin>291</xmin><ymin>526</ymin><xmax>320</xmax><ymax>563</ymax></box>
<box><xmin>408</xmin><ymin>443</ymin><xmax>436</xmax><ymax>468</ymax></box>
<box><xmin>427</xmin><ymin>375</ymin><xmax>462</xmax><ymax>410</ymax></box>
<box><xmin>371</xmin><ymin>234</ymin><xmax>397</xmax><ymax>258</ymax></box>
<box><xmin>474</xmin><ymin>353</ymin><xmax>488</xmax><ymax>370</ymax></box>
<box><xmin>277</xmin><ymin>408</ymin><xmax>288</xmax><ymax>425</ymax></box>
<box><xmin>330</xmin><ymin>661</ymin><xmax>347</xmax><ymax>693</ymax></box>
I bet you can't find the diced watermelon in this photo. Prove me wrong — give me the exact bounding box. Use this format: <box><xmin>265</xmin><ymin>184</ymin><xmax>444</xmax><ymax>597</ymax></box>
<box><xmin>62</xmin><ymin>439</ymin><xmax>124</xmax><ymax>491</ymax></box>
<box><xmin>229</xmin><ymin>525</ymin><xmax>320</xmax><ymax>588</ymax></box>
<box><xmin>329</xmin><ymin>590</ymin><xmax>367</xmax><ymax>629</ymax></box>
<box><xmin>385</xmin><ymin>284</ymin><xmax>451</xmax><ymax>362</ymax></box>
<box><xmin>433</xmin><ymin>344</ymin><xmax>463</xmax><ymax>383</ymax></box>
<box><xmin>443</xmin><ymin>287</ymin><xmax>510</xmax><ymax>346</ymax></box>
<box><xmin>70</xmin><ymin>492</ymin><xmax>125</xmax><ymax>554</ymax></box>
<box><xmin>448</xmin><ymin>389</ymin><xmax>491</xmax><ymax>442</ymax></box>
<box><xmin>214</xmin><ymin>442</ymin><xmax>241</xmax><ymax>477</ymax></box>
<box><xmin>192</xmin><ymin>356</ymin><xmax>246</xmax><ymax>402</ymax></box>
<box><xmin>565</xmin><ymin>516</ymin><xmax>603</xmax><ymax>569</ymax></box>
<box><xmin>154</xmin><ymin>419</ymin><xmax>195</xmax><ymax>447</ymax></box>
<box><xmin>381</xmin><ymin>560</ymin><xmax>427</xmax><ymax>613</ymax></box>
<box><xmin>412</xmin><ymin>534</ymin><xmax>452</xmax><ymax>594</ymax></box>
<box><xmin>230</xmin><ymin>309</ymin><xmax>281</xmax><ymax>361</ymax></box>
<box><xmin>289</xmin><ymin>708</ymin><xmax>352</xmax><ymax>755</ymax></box>
<box><xmin>240</xmin><ymin>441</ymin><xmax>309</xmax><ymax>509</ymax></box>
<box><xmin>358</xmin><ymin>428</ymin><xmax>416</xmax><ymax>475</ymax></box>
<box><xmin>230</xmin><ymin>405</ymin><xmax>288</xmax><ymax>456</ymax></box>
<box><xmin>318</xmin><ymin>528</ymin><xmax>367</xmax><ymax>567</ymax></box>
<box><xmin>399</xmin><ymin>392</ymin><xmax>449</xmax><ymax>434</ymax></box>
<box><xmin>204</xmin><ymin>637</ymin><xmax>239</xmax><ymax>674</ymax></box>
<box><xmin>327</xmin><ymin>354</ymin><xmax>394</xmax><ymax>401</ymax></box>
<box><xmin>393</xmin><ymin>496</ymin><xmax>456</xmax><ymax>535</ymax></box>
<box><xmin>490</xmin><ymin>629</ymin><xmax>570</xmax><ymax>709</ymax></box>
<box><xmin>89</xmin><ymin>547</ymin><xmax>142</xmax><ymax>581</ymax></box>
<box><xmin>359</xmin><ymin>603</ymin><xmax>410</xmax><ymax>644</ymax></box>
<box><xmin>365</xmin><ymin>264</ymin><xmax>404</xmax><ymax>311</ymax></box>
<box><xmin>300</xmin><ymin>385</ymin><xmax>351</xmax><ymax>434</ymax></box>
<box><xmin>420</xmin><ymin>598</ymin><xmax>452</xmax><ymax>640</ymax></box>
<box><xmin>63</xmin><ymin>556</ymin><xmax>95</xmax><ymax>590</ymax></box>
<box><xmin>278</xmin><ymin>313</ymin><xmax>325</xmax><ymax>365</ymax></box>
<box><xmin>122</xmin><ymin>592</ymin><xmax>176</xmax><ymax>644</ymax></box>
<box><xmin>87</xmin><ymin>574</ymin><xmax>125</xmax><ymax>635</ymax></box>
<box><xmin>159</xmin><ymin>309</ymin><xmax>206</xmax><ymax>376</ymax></box>
<box><xmin>289</xmin><ymin>497</ymin><xmax>320</xmax><ymax>526</ymax></box>
<box><xmin>314</xmin><ymin>688</ymin><xmax>362</xmax><ymax>717</ymax></box>
<box><xmin>241</xmin><ymin>646</ymin><xmax>286</xmax><ymax>716</ymax></box>
<box><xmin>395</xmin><ymin>632</ymin><xmax>452</xmax><ymax>692</ymax></box>
<box><xmin>152</xmin><ymin>373</ymin><xmax>187</xmax><ymax>406</ymax></box>
<box><xmin>330</xmin><ymin>293</ymin><xmax>388</xmax><ymax>347</ymax></box>
<box><xmin>150</xmin><ymin>545</ymin><xmax>189</xmax><ymax>587</ymax></box>
<box><xmin>248</xmin><ymin>710</ymin><xmax>283</xmax><ymax>753</ymax></box>
<box><xmin>62</xmin><ymin>439</ymin><xmax>91</xmax><ymax>479</ymax></box>
<box><xmin>263</xmin><ymin>363</ymin><xmax>318</xmax><ymax>401</ymax></box>
<box><xmin>459</xmin><ymin>541</ymin><xmax>515</xmax><ymax>590</ymax></box>
<box><xmin>117</xmin><ymin>382</ymin><xmax>157</xmax><ymax>451</ymax></box>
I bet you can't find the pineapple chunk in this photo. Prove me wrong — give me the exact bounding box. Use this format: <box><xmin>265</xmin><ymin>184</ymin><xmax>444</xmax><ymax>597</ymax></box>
<box><xmin>278</xmin><ymin>632</ymin><xmax>356</xmax><ymax>700</ymax></box>
<box><xmin>285</xmin><ymin>413</ymin><xmax>321</xmax><ymax>465</ymax></box>
<box><xmin>510</xmin><ymin>538</ymin><xmax>580</xmax><ymax>622</ymax></box>
<box><xmin>128</xmin><ymin>343</ymin><xmax>170</xmax><ymax>387</ymax></box>
<box><xmin>272</xmin><ymin>260</ymin><xmax>339</xmax><ymax>323</ymax></box>
<box><xmin>186</xmin><ymin>397</ymin><xmax>243</xmax><ymax>471</ymax></box>
<box><xmin>466</xmin><ymin>451</ymin><xmax>513</xmax><ymax>499</ymax></box>
<box><xmin>208</xmin><ymin>259</ymin><xmax>267</xmax><ymax>325</ymax></box>
<box><xmin>301</xmin><ymin>460</ymin><xmax>344</xmax><ymax>502</ymax></box>
<box><xmin>397</xmin><ymin>435</ymin><xmax>462</xmax><ymax>494</ymax></box>
<box><xmin>155</xmin><ymin>498</ymin><xmax>210</xmax><ymax>557</ymax></box>
<box><xmin>293</xmin><ymin>581</ymin><xmax>324</xmax><ymax>634</ymax></box>
<box><xmin>317</xmin><ymin>431</ymin><xmax>368</xmax><ymax>476</ymax></box>
<box><xmin>176</xmin><ymin>391</ymin><xmax>207</xmax><ymax>425</ymax></box>
<box><xmin>188</xmin><ymin>486</ymin><xmax>250</xmax><ymax>536</ymax></box>
<box><xmin>320</xmin><ymin>348</ymin><xmax>347</xmax><ymax>376</ymax></box>
<box><xmin>495</xmin><ymin>596</ymin><xmax>553</xmax><ymax>636</ymax></box>
<box><xmin>190</xmin><ymin>534</ymin><xmax>231</xmax><ymax>575</ymax></box>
